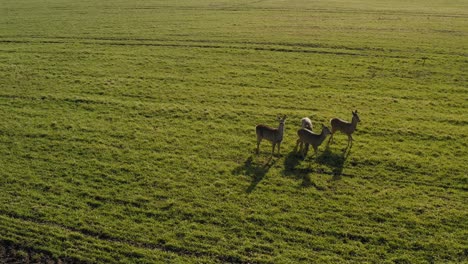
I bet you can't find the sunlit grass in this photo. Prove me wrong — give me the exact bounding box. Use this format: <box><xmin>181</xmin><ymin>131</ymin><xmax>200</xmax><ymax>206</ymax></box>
<box><xmin>0</xmin><ymin>0</ymin><xmax>467</xmax><ymax>263</ymax></box>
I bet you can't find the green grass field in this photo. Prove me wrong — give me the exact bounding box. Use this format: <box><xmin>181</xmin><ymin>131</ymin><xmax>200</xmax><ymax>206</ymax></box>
<box><xmin>0</xmin><ymin>0</ymin><xmax>467</xmax><ymax>263</ymax></box>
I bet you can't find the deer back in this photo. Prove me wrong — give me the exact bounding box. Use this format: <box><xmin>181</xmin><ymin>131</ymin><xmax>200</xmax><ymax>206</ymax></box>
<box><xmin>256</xmin><ymin>125</ymin><xmax>282</xmax><ymax>142</ymax></box>
<box><xmin>331</xmin><ymin>118</ymin><xmax>354</xmax><ymax>134</ymax></box>
<box><xmin>299</xmin><ymin>125</ymin><xmax>331</xmax><ymax>147</ymax></box>
<box><xmin>297</xmin><ymin>128</ymin><xmax>321</xmax><ymax>147</ymax></box>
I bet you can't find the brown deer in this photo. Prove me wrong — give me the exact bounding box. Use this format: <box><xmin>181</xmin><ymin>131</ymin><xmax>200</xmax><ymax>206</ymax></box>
<box><xmin>256</xmin><ymin>115</ymin><xmax>287</xmax><ymax>155</ymax></box>
<box><xmin>297</xmin><ymin>124</ymin><xmax>331</xmax><ymax>158</ymax></box>
<box><xmin>328</xmin><ymin>110</ymin><xmax>360</xmax><ymax>148</ymax></box>
<box><xmin>294</xmin><ymin>117</ymin><xmax>313</xmax><ymax>152</ymax></box>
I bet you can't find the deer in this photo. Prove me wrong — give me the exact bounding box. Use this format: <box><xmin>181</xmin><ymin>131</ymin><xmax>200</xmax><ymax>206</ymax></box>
<box><xmin>294</xmin><ymin>117</ymin><xmax>313</xmax><ymax>152</ymax></box>
<box><xmin>296</xmin><ymin>124</ymin><xmax>331</xmax><ymax>158</ymax></box>
<box><xmin>256</xmin><ymin>115</ymin><xmax>287</xmax><ymax>155</ymax></box>
<box><xmin>301</xmin><ymin>117</ymin><xmax>313</xmax><ymax>131</ymax></box>
<box><xmin>328</xmin><ymin>110</ymin><xmax>360</xmax><ymax>148</ymax></box>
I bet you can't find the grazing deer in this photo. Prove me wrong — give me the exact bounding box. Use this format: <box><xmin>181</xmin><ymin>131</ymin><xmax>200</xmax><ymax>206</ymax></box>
<box><xmin>297</xmin><ymin>124</ymin><xmax>331</xmax><ymax>158</ymax></box>
<box><xmin>256</xmin><ymin>115</ymin><xmax>287</xmax><ymax>155</ymax></box>
<box><xmin>294</xmin><ymin>117</ymin><xmax>313</xmax><ymax>152</ymax></box>
<box><xmin>328</xmin><ymin>110</ymin><xmax>360</xmax><ymax>148</ymax></box>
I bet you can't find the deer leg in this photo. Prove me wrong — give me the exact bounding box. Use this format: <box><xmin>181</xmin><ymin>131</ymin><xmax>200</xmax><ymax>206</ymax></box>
<box><xmin>271</xmin><ymin>143</ymin><xmax>276</xmax><ymax>155</ymax></box>
<box><xmin>295</xmin><ymin>139</ymin><xmax>301</xmax><ymax>153</ymax></box>
<box><xmin>301</xmin><ymin>145</ymin><xmax>307</xmax><ymax>158</ymax></box>
<box><xmin>278</xmin><ymin>142</ymin><xmax>281</xmax><ymax>155</ymax></box>
<box><xmin>347</xmin><ymin>135</ymin><xmax>353</xmax><ymax>149</ymax></box>
<box><xmin>328</xmin><ymin>133</ymin><xmax>334</xmax><ymax>144</ymax></box>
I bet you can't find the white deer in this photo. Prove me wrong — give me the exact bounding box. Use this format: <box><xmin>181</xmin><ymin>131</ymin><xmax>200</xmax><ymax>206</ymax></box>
<box><xmin>301</xmin><ymin>117</ymin><xmax>313</xmax><ymax>131</ymax></box>
<box><xmin>328</xmin><ymin>110</ymin><xmax>360</xmax><ymax>148</ymax></box>
<box><xmin>256</xmin><ymin>115</ymin><xmax>287</xmax><ymax>155</ymax></box>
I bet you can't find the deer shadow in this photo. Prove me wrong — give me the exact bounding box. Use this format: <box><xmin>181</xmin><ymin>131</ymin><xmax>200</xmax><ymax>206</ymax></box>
<box><xmin>232</xmin><ymin>156</ymin><xmax>276</xmax><ymax>193</ymax></box>
<box><xmin>316</xmin><ymin>146</ymin><xmax>351</xmax><ymax>180</ymax></box>
<box><xmin>283</xmin><ymin>143</ymin><xmax>352</xmax><ymax>184</ymax></box>
<box><xmin>282</xmin><ymin>151</ymin><xmax>322</xmax><ymax>189</ymax></box>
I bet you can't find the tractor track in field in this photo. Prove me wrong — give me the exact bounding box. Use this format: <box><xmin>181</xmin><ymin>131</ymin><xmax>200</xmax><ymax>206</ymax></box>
<box><xmin>284</xmin><ymin>166</ymin><xmax>467</xmax><ymax>191</ymax></box>
<box><xmin>0</xmin><ymin>209</ymin><xmax>251</xmax><ymax>264</ymax></box>
<box><xmin>47</xmin><ymin>5</ymin><xmax>468</xmax><ymax>18</ymax></box>
<box><xmin>1</xmin><ymin>35</ymin><xmax>466</xmax><ymax>57</ymax></box>
<box><xmin>0</xmin><ymin>37</ymin><xmax>421</xmax><ymax>59</ymax></box>
<box><xmin>0</xmin><ymin>240</ymin><xmax>83</xmax><ymax>264</ymax></box>
<box><xmin>0</xmin><ymin>39</ymin><xmax>374</xmax><ymax>57</ymax></box>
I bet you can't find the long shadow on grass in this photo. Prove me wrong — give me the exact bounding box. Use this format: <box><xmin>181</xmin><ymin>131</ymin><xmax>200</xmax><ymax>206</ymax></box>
<box><xmin>316</xmin><ymin>146</ymin><xmax>351</xmax><ymax>180</ymax></box>
<box><xmin>283</xmin><ymin>145</ymin><xmax>351</xmax><ymax>185</ymax></box>
<box><xmin>282</xmin><ymin>151</ymin><xmax>321</xmax><ymax>189</ymax></box>
<box><xmin>232</xmin><ymin>156</ymin><xmax>276</xmax><ymax>193</ymax></box>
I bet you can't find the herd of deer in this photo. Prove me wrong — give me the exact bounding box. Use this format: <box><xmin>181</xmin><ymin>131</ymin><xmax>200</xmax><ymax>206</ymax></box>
<box><xmin>255</xmin><ymin>111</ymin><xmax>360</xmax><ymax>158</ymax></box>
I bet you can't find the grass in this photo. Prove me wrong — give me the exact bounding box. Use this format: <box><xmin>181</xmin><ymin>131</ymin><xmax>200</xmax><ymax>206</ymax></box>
<box><xmin>0</xmin><ymin>0</ymin><xmax>467</xmax><ymax>263</ymax></box>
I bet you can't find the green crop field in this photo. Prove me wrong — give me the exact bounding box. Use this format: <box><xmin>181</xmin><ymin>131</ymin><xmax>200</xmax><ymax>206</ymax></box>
<box><xmin>0</xmin><ymin>0</ymin><xmax>467</xmax><ymax>263</ymax></box>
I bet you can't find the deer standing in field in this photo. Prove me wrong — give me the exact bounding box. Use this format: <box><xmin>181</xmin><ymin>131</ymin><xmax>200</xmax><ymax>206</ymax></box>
<box><xmin>294</xmin><ymin>117</ymin><xmax>313</xmax><ymax>152</ymax></box>
<box><xmin>328</xmin><ymin>110</ymin><xmax>360</xmax><ymax>148</ymax></box>
<box><xmin>256</xmin><ymin>115</ymin><xmax>287</xmax><ymax>155</ymax></box>
<box><xmin>296</xmin><ymin>124</ymin><xmax>331</xmax><ymax>158</ymax></box>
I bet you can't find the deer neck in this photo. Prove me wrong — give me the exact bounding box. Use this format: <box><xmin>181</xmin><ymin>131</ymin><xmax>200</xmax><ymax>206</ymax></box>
<box><xmin>318</xmin><ymin>129</ymin><xmax>328</xmax><ymax>144</ymax></box>
<box><xmin>277</xmin><ymin>122</ymin><xmax>285</xmax><ymax>140</ymax></box>
<box><xmin>350</xmin><ymin>116</ymin><xmax>358</xmax><ymax>131</ymax></box>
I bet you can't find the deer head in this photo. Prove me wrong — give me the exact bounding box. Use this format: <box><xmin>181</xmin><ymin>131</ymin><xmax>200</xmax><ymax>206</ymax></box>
<box><xmin>352</xmin><ymin>110</ymin><xmax>360</xmax><ymax>123</ymax></box>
